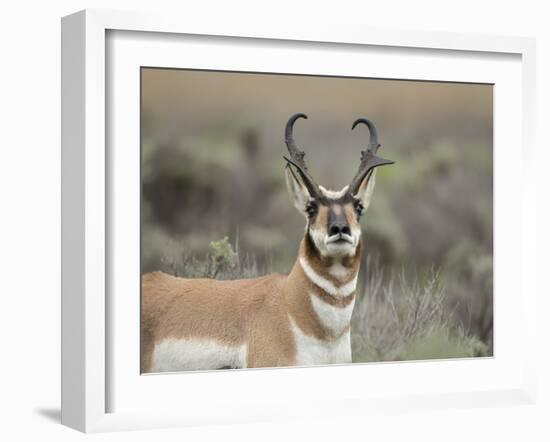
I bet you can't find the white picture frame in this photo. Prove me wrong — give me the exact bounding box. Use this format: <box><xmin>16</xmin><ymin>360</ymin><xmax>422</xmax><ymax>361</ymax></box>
<box><xmin>61</xmin><ymin>9</ymin><xmax>537</xmax><ymax>433</ymax></box>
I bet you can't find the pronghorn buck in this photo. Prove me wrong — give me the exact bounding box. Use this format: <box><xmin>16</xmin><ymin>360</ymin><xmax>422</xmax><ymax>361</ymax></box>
<box><xmin>141</xmin><ymin>113</ymin><xmax>394</xmax><ymax>373</ymax></box>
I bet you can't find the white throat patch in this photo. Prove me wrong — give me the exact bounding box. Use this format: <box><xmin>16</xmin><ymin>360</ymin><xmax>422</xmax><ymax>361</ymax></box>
<box><xmin>299</xmin><ymin>257</ymin><xmax>357</xmax><ymax>298</ymax></box>
<box><xmin>328</xmin><ymin>262</ymin><xmax>352</xmax><ymax>281</ymax></box>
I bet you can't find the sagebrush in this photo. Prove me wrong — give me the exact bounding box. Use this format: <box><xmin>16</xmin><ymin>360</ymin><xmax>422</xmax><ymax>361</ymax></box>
<box><xmin>158</xmin><ymin>240</ymin><xmax>487</xmax><ymax>362</ymax></box>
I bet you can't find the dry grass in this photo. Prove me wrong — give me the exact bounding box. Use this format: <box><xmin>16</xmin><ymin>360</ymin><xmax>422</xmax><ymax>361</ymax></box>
<box><xmin>352</xmin><ymin>257</ymin><xmax>488</xmax><ymax>362</ymax></box>
<box><xmin>157</xmin><ymin>240</ymin><xmax>488</xmax><ymax>362</ymax></box>
<box><xmin>159</xmin><ymin>237</ymin><xmax>262</xmax><ymax>280</ymax></box>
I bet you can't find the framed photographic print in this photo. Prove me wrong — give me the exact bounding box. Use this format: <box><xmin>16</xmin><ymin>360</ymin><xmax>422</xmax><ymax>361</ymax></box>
<box><xmin>61</xmin><ymin>9</ymin><xmax>537</xmax><ymax>432</ymax></box>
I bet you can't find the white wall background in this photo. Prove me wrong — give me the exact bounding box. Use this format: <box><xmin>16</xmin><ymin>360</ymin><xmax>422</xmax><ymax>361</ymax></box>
<box><xmin>0</xmin><ymin>1</ymin><xmax>547</xmax><ymax>440</ymax></box>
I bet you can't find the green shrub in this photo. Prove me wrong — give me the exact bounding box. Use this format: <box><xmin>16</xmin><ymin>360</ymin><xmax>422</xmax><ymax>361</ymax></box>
<box><xmin>208</xmin><ymin>237</ymin><xmax>237</xmax><ymax>276</ymax></box>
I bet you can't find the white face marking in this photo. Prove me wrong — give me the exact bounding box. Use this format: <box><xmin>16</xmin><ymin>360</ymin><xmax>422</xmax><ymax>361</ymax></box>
<box><xmin>318</xmin><ymin>185</ymin><xmax>349</xmax><ymax>199</ymax></box>
<box><xmin>309</xmin><ymin>222</ymin><xmax>361</xmax><ymax>258</ymax></box>
<box><xmin>290</xmin><ymin>316</ymin><xmax>352</xmax><ymax>366</ymax></box>
<box><xmin>310</xmin><ymin>292</ymin><xmax>355</xmax><ymax>336</ymax></box>
<box><xmin>151</xmin><ymin>339</ymin><xmax>247</xmax><ymax>372</ymax></box>
<box><xmin>299</xmin><ymin>257</ymin><xmax>357</xmax><ymax>298</ymax></box>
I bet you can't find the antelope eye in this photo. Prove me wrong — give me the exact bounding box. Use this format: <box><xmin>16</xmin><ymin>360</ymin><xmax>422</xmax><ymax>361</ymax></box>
<box><xmin>306</xmin><ymin>201</ymin><xmax>318</xmax><ymax>218</ymax></box>
<box><xmin>354</xmin><ymin>200</ymin><xmax>364</xmax><ymax>216</ymax></box>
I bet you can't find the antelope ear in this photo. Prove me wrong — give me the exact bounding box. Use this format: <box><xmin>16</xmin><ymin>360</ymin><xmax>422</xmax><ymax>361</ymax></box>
<box><xmin>285</xmin><ymin>165</ymin><xmax>311</xmax><ymax>216</ymax></box>
<box><xmin>353</xmin><ymin>169</ymin><xmax>377</xmax><ymax>213</ymax></box>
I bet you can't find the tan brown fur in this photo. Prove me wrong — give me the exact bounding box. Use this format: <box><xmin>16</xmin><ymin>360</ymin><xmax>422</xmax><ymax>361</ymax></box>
<box><xmin>312</xmin><ymin>205</ymin><xmax>329</xmax><ymax>233</ymax></box>
<box><xmin>141</xmin><ymin>234</ymin><xmax>362</xmax><ymax>372</ymax></box>
<box><xmin>141</xmin><ymin>271</ymin><xmax>297</xmax><ymax>371</ymax></box>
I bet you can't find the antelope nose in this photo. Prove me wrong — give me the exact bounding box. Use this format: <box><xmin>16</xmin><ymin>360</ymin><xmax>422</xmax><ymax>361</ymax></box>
<box><xmin>329</xmin><ymin>223</ymin><xmax>351</xmax><ymax>237</ymax></box>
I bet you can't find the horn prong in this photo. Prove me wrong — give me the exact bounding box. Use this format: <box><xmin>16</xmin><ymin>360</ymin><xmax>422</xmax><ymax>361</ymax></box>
<box><xmin>283</xmin><ymin>156</ymin><xmax>319</xmax><ymax>198</ymax></box>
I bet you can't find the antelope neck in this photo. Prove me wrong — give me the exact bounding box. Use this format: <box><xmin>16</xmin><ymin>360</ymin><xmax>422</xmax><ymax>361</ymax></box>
<box><xmin>291</xmin><ymin>237</ymin><xmax>362</xmax><ymax>301</ymax></box>
<box><xmin>299</xmin><ymin>257</ymin><xmax>357</xmax><ymax>298</ymax></box>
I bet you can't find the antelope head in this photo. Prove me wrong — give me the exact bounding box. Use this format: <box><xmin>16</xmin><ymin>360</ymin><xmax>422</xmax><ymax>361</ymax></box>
<box><xmin>284</xmin><ymin>113</ymin><xmax>394</xmax><ymax>259</ymax></box>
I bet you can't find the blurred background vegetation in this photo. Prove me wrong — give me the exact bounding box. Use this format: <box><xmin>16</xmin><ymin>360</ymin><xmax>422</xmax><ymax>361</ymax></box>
<box><xmin>141</xmin><ymin>68</ymin><xmax>493</xmax><ymax>361</ymax></box>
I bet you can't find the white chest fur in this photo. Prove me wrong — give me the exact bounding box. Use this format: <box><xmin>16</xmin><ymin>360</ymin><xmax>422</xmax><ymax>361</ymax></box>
<box><xmin>290</xmin><ymin>292</ymin><xmax>355</xmax><ymax>366</ymax></box>
<box><xmin>291</xmin><ymin>317</ymin><xmax>352</xmax><ymax>366</ymax></box>
<box><xmin>310</xmin><ymin>292</ymin><xmax>355</xmax><ymax>336</ymax></box>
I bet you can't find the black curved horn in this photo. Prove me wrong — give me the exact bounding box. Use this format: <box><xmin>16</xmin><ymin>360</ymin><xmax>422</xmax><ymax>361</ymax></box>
<box><xmin>352</xmin><ymin>118</ymin><xmax>380</xmax><ymax>153</ymax></box>
<box><xmin>283</xmin><ymin>113</ymin><xmax>321</xmax><ymax>198</ymax></box>
<box><xmin>285</xmin><ymin>113</ymin><xmax>308</xmax><ymax>169</ymax></box>
<box><xmin>349</xmin><ymin>118</ymin><xmax>394</xmax><ymax>195</ymax></box>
